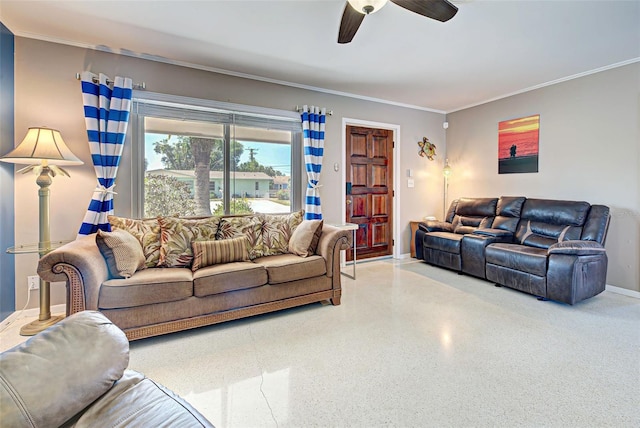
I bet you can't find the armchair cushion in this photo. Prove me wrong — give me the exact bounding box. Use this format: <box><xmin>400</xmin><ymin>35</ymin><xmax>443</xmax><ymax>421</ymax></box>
<box><xmin>0</xmin><ymin>311</ymin><xmax>129</xmax><ymax>428</ymax></box>
<box><xmin>548</xmin><ymin>240</ymin><xmax>606</xmax><ymax>256</ymax></box>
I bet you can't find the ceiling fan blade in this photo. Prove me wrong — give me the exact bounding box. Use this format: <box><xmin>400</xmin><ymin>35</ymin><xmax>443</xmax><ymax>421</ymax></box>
<box><xmin>338</xmin><ymin>2</ymin><xmax>366</xmax><ymax>44</ymax></box>
<box><xmin>390</xmin><ymin>0</ymin><xmax>458</xmax><ymax>22</ymax></box>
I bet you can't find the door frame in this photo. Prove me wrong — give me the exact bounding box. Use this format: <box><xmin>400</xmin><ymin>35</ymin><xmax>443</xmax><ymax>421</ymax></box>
<box><xmin>342</xmin><ymin>117</ymin><xmax>400</xmax><ymax>259</ymax></box>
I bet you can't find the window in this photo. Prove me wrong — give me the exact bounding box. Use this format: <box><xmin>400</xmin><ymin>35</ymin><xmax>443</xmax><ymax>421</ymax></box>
<box><xmin>131</xmin><ymin>92</ymin><xmax>302</xmax><ymax>218</ymax></box>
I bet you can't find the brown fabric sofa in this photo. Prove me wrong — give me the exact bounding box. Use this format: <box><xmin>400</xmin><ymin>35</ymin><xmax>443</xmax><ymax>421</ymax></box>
<box><xmin>38</xmin><ymin>214</ymin><xmax>352</xmax><ymax>341</ymax></box>
<box><xmin>1</xmin><ymin>311</ymin><xmax>214</xmax><ymax>427</ymax></box>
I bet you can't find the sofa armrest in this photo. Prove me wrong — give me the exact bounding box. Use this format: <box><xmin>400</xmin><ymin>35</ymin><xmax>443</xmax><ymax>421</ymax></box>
<box><xmin>473</xmin><ymin>228</ymin><xmax>514</xmax><ymax>239</ymax></box>
<box><xmin>419</xmin><ymin>220</ymin><xmax>452</xmax><ymax>233</ymax></box>
<box><xmin>547</xmin><ymin>240</ymin><xmax>606</xmax><ymax>256</ymax></box>
<box><xmin>317</xmin><ymin>224</ymin><xmax>352</xmax><ymax>280</ymax></box>
<box><xmin>37</xmin><ymin>234</ymin><xmax>109</xmax><ymax>314</ymax></box>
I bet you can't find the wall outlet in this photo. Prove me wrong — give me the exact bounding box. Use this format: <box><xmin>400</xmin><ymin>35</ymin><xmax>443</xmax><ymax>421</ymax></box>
<box><xmin>28</xmin><ymin>275</ymin><xmax>39</xmax><ymax>291</ymax></box>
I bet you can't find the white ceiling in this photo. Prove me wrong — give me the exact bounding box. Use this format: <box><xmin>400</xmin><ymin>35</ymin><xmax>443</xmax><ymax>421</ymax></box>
<box><xmin>2</xmin><ymin>0</ymin><xmax>639</xmax><ymax>113</ymax></box>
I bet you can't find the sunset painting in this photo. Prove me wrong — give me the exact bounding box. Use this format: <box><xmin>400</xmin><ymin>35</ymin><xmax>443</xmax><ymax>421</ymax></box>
<box><xmin>498</xmin><ymin>114</ymin><xmax>539</xmax><ymax>174</ymax></box>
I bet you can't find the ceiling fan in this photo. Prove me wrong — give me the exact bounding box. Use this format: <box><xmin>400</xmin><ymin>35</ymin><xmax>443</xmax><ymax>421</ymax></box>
<box><xmin>338</xmin><ymin>0</ymin><xmax>458</xmax><ymax>44</ymax></box>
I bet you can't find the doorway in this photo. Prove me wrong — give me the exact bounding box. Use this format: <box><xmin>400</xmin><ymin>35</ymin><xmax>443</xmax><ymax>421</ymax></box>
<box><xmin>344</xmin><ymin>123</ymin><xmax>396</xmax><ymax>261</ymax></box>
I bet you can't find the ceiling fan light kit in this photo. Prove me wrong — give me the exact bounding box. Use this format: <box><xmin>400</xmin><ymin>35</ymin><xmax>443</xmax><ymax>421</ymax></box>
<box><xmin>347</xmin><ymin>0</ymin><xmax>389</xmax><ymax>15</ymax></box>
<box><xmin>339</xmin><ymin>0</ymin><xmax>458</xmax><ymax>44</ymax></box>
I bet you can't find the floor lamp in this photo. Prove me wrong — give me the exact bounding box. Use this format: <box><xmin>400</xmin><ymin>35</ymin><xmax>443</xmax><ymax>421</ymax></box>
<box><xmin>1</xmin><ymin>127</ymin><xmax>83</xmax><ymax>335</ymax></box>
<box><xmin>442</xmin><ymin>158</ymin><xmax>452</xmax><ymax>219</ymax></box>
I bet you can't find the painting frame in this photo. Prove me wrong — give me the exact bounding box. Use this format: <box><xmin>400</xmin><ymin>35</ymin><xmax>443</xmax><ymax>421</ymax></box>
<box><xmin>498</xmin><ymin>114</ymin><xmax>540</xmax><ymax>174</ymax></box>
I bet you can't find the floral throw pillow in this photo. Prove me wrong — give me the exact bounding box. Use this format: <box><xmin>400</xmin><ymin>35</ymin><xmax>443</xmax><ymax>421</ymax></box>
<box><xmin>261</xmin><ymin>211</ymin><xmax>304</xmax><ymax>256</ymax></box>
<box><xmin>108</xmin><ymin>215</ymin><xmax>161</xmax><ymax>268</ymax></box>
<box><xmin>216</xmin><ymin>215</ymin><xmax>264</xmax><ymax>260</ymax></box>
<box><xmin>158</xmin><ymin>217</ymin><xmax>221</xmax><ymax>268</ymax></box>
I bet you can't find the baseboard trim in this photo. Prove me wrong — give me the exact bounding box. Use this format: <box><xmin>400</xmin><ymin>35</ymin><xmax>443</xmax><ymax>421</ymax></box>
<box><xmin>605</xmin><ymin>285</ymin><xmax>640</xmax><ymax>299</ymax></box>
<box><xmin>397</xmin><ymin>253</ymin><xmax>413</xmax><ymax>259</ymax></box>
<box><xmin>0</xmin><ymin>304</ymin><xmax>66</xmax><ymax>330</ymax></box>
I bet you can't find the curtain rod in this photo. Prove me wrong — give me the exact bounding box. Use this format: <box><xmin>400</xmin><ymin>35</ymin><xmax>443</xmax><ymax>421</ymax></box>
<box><xmin>295</xmin><ymin>105</ymin><xmax>333</xmax><ymax>116</ymax></box>
<box><xmin>75</xmin><ymin>73</ymin><xmax>146</xmax><ymax>90</ymax></box>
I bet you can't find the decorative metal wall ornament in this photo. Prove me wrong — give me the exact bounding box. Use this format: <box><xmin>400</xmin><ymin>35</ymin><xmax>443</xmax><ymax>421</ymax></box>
<box><xmin>418</xmin><ymin>137</ymin><xmax>436</xmax><ymax>160</ymax></box>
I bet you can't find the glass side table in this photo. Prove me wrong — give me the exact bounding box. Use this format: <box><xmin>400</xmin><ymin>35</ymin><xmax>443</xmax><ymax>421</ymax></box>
<box><xmin>7</xmin><ymin>240</ymin><xmax>71</xmax><ymax>336</ymax></box>
<box><xmin>328</xmin><ymin>223</ymin><xmax>358</xmax><ymax>280</ymax></box>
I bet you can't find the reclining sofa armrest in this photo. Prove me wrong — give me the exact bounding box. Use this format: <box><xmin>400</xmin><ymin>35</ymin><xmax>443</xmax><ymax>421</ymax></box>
<box><xmin>37</xmin><ymin>234</ymin><xmax>109</xmax><ymax>314</ymax></box>
<box><xmin>547</xmin><ymin>240</ymin><xmax>606</xmax><ymax>256</ymax></box>
<box><xmin>546</xmin><ymin>240</ymin><xmax>608</xmax><ymax>304</ymax></box>
<box><xmin>419</xmin><ymin>220</ymin><xmax>452</xmax><ymax>233</ymax></box>
<box><xmin>473</xmin><ymin>228</ymin><xmax>514</xmax><ymax>240</ymax></box>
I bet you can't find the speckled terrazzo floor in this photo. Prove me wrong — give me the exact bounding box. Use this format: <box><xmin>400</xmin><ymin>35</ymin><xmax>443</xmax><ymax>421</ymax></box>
<box><xmin>2</xmin><ymin>259</ymin><xmax>639</xmax><ymax>427</ymax></box>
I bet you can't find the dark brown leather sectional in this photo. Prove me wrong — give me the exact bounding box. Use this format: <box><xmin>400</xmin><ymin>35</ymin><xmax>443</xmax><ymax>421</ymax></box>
<box><xmin>416</xmin><ymin>197</ymin><xmax>610</xmax><ymax>304</ymax></box>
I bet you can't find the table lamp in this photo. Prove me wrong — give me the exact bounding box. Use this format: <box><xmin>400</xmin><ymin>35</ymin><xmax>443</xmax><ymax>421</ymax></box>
<box><xmin>1</xmin><ymin>127</ymin><xmax>83</xmax><ymax>335</ymax></box>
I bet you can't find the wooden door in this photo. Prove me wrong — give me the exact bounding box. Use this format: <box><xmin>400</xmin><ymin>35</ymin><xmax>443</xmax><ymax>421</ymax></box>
<box><xmin>345</xmin><ymin>125</ymin><xmax>393</xmax><ymax>260</ymax></box>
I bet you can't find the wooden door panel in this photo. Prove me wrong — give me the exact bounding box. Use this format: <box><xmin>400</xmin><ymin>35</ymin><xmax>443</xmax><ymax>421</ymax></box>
<box><xmin>351</xmin><ymin>164</ymin><xmax>367</xmax><ymax>188</ymax></box>
<box><xmin>346</xmin><ymin>125</ymin><xmax>393</xmax><ymax>260</ymax></box>
<box><xmin>355</xmin><ymin>224</ymin><xmax>368</xmax><ymax>251</ymax></box>
<box><xmin>371</xmin><ymin>135</ymin><xmax>389</xmax><ymax>158</ymax></box>
<box><xmin>372</xmin><ymin>223</ymin><xmax>389</xmax><ymax>247</ymax></box>
<box><xmin>350</xmin><ymin>194</ymin><xmax>368</xmax><ymax>219</ymax></box>
<box><xmin>370</xmin><ymin>165</ymin><xmax>388</xmax><ymax>188</ymax></box>
<box><xmin>371</xmin><ymin>194</ymin><xmax>388</xmax><ymax>217</ymax></box>
<box><xmin>350</xmin><ymin>134</ymin><xmax>367</xmax><ymax>157</ymax></box>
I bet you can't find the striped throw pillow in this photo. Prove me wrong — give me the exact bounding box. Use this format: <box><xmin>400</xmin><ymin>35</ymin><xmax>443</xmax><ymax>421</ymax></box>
<box><xmin>191</xmin><ymin>237</ymin><xmax>249</xmax><ymax>271</ymax></box>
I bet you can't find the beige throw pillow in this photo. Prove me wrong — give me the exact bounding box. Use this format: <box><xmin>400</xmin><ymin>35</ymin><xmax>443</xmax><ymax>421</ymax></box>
<box><xmin>288</xmin><ymin>220</ymin><xmax>323</xmax><ymax>257</ymax></box>
<box><xmin>191</xmin><ymin>237</ymin><xmax>249</xmax><ymax>271</ymax></box>
<box><xmin>96</xmin><ymin>229</ymin><xmax>146</xmax><ymax>278</ymax></box>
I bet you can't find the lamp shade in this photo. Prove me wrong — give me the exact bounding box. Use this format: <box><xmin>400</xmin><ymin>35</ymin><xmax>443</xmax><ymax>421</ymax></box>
<box><xmin>348</xmin><ymin>0</ymin><xmax>388</xmax><ymax>14</ymax></box>
<box><xmin>0</xmin><ymin>127</ymin><xmax>83</xmax><ymax>166</ymax></box>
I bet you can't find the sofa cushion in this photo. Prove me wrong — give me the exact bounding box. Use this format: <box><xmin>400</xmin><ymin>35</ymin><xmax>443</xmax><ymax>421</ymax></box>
<box><xmin>455</xmin><ymin>197</ymin><xmax>499</xmax><ymax>217</ymax></box>
<box><xmin>423</xmin><ymin>231</ymin><xmax>464</xmax><ymax>254</ymax></box>
<box><xmin>99</xmin><ymin>268</ymin><xmax>193</xmax><ymax>309</ymax></box>
<box><xmin>96</xmin><ymin>228</ymin><xmax>146</xmax><ymax>279</ymax></box>
<box><xmin>109</xmin><ymin>215</ymin><xmax>161</xmax><ymax>268</ymax></box>
<box><xmin>486</xmin><ymin>243</ymin><xmax>548</xmax><ymax>276</ymax></box>
<box><xmin>217</xmin><ymin>215</ymin><xmax>264</xmax><ymax>259</ymax></box>
<box><xmin>158</xmin><ymin>216</ymin><xmax>221</xmax><ymax>268</ymax></box>
<box><xmin>289</xmin><ymin>219</ymin><xmax>323</xmax><ymax>257</ymax></box>
<box><xmin>191</xmin><ymin>237</ymin><xmax>249</xmax><ymax>271</ymax></box>
<box><xmin>193</xmin><ymin>262</ymin><xmax>268</xmax><ymax>297</ymax></box>
<box><xmin>261</xmin><ymin>211</ymin><xmax>304</xmax><ymax>256</ymax></box>
<box><xmin>252</xmin><ymin>254</ymin><xmax>327</xmax><ymax>284</ymax></box>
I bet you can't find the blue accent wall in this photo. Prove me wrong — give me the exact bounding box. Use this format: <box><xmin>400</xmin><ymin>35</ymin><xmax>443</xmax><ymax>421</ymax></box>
<box><xmin>0</xmin><ymin>22</ymin><xmax>15</xmax><ymax>321</ymax></box>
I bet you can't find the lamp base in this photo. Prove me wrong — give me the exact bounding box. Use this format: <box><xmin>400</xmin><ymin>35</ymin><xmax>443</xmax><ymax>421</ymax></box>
<box><xmin>19</xmin><ymin>314</ymin><xmax>65</xmax><ymax>336</ymax></box>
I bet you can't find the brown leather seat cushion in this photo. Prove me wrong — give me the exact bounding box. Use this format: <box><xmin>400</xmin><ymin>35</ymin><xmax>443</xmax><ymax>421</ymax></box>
<box><xmin>486</xmin><ymin>243</ymin><xmax>548</xmax><ymax>276</ymax></box>
<box><xmin>423</xmin><ymin>231</ymin><xmax>464</xmax><ymax>254</ymax></box>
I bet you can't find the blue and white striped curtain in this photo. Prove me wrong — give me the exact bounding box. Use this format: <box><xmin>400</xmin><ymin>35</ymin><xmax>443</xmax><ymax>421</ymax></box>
<box><xmin>78</xmin><ymin>72</ymin><xmax>133</xmax><ymax>235</ymax></box>
<box><xmin>301</xmin><ymin>105</ymin><xmax>326</xmax><ymax>220</ymax></box>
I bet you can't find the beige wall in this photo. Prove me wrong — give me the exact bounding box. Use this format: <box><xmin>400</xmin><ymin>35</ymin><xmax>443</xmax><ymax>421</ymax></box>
<box><xmin>446</xmin><ymin>63</ymin><xmax>640</xmax><ymax>292</ymax></box>
<box><xmin>11</xmin><ymin>37</ymin><xmax>446</xmax><ymax>308</ymax></box>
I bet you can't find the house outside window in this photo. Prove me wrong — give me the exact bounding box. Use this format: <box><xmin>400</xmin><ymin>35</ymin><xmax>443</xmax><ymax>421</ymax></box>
<box><xmin>131</xmin><ymin>92</ymin><xmax>302</xmax><ymax>218</ymax></box>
